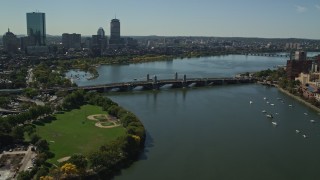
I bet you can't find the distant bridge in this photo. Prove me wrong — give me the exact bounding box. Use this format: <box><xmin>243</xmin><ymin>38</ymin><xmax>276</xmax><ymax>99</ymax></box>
<box><xmin>242</xmin><ymin>53</ymin><xmax>290</xmax><ymax>58</ymax></box>
<box><xmin>65</xmin><ymin>74</ymin><xmax>255</xmax><ymax>93</ymax></box>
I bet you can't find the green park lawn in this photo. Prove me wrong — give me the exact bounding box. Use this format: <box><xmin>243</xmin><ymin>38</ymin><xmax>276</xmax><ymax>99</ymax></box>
<box><xmin>36</xmin><ymin>104</ymin><xmax>126</xmax><ymax>164</ymax></box>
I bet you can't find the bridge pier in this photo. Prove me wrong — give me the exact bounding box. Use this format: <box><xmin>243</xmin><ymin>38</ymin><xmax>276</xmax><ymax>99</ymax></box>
<box><xmin>182</xmin><ymin>74</ymin><xmax>187</xmax><ymax>88</ymax></box>
<box><xmin>147</xmin><ymin>74</ymin><xmax>150</xmax><ymax>81</ymax></box>
<box><xmin>175</xmin><ymin>72</ymin><xmax>178</xmax><ymax>81</ymax></box>
<box><xmin>126</xmin><ymin>85</ymin><xmax>134</xmax><ymax>91</ymax></box>
<box><xmin>153</xmin><ymin>75</ymin><xmax>159</xmax><ymax>90</ymax></box>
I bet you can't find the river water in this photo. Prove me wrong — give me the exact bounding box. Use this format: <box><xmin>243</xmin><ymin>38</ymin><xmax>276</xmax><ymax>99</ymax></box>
<box><xmin>68</xmin><ymin>54</ymin><xmax>320</xmax><ymax>180</ymax></box>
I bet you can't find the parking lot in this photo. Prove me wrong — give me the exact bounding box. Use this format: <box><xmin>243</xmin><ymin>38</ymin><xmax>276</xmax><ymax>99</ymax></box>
<box><xmin>0</xmin><ymin>146</ymin><xmax>36</xmax><ymax>180</ymax></box>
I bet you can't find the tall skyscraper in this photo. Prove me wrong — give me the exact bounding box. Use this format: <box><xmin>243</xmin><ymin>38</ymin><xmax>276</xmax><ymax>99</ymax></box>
<box><xmin>109</xmin><ymin>18</ymin><xmax>121</xmax><ymax>46</ymax></box>
<box><xmin>26</xmin><ymin>12</ymin><xmax>46</xmax><ymax>46</ymax></box>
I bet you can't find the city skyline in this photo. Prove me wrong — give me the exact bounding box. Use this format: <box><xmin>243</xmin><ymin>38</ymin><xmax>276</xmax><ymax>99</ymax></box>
<box><xmin>1</xmin><ymin>0</ymin><xmax>320</xmax><ymax>39</ymax></box>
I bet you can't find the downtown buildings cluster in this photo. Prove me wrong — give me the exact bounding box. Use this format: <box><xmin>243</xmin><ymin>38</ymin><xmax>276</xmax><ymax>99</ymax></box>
<box><xmin>2</xmin><ymin>12</ymin><xmax>320</xmax><ymax>58</ymax></box>
<box><xmin>2</xmin><ymin>12</ymin><xmax>136</xmax><ymax>55</ymax></box>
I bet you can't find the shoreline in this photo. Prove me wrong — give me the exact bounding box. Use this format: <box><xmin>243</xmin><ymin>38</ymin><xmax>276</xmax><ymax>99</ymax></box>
<box><xmin>275</xmin><ymin>85</ymin><xmax>320</xmax><ymax>113</ymax></box>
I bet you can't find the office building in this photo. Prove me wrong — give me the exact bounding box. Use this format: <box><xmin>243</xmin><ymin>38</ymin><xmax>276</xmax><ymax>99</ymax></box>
<box><xmin>109</xmin><ymin>18</ymin><xmax>123</xmax><ymax>47</ymax></box>
<box><xmin>26</xmin><ymin>12</ymin><xmax>46</xmax><ymax>46</ymax></box>
<box><xmin>97</xmin><ymin>27</ymin><xmax>105</xmax><ymax>37</ymax></box>
<box><xmin>62</xmin><ymin>33</ymin><xmax>81</xmax><ymax>49</ymax></box>
<box><xmin>2</xmin><ymin>29</ymin><xmax>19</xmax><ymax>53</ymax></box>
<box><xmin>91</xmin><ymin>27</ymin><xmax>108</xmax><ymax>54</ymax></box>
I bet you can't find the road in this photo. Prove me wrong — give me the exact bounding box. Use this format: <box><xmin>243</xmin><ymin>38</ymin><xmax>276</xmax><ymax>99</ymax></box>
<box><xmin>17</xmin><ymin>96</ymin><xmax>45</xmax><ymax>106</ymax></box>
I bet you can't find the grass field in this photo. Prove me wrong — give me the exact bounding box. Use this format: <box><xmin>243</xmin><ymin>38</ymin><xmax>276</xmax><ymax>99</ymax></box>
<box><xmin>36</xmin><ymin>105</ymin><xmax>126</xmax><ymax>164</ymax></box>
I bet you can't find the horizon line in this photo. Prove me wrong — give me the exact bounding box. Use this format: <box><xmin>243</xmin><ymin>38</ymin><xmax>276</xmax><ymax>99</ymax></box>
<box><xmin>7</xmin><ymin>34</ymin><xmax>320</xmax><ymax>41</ymax></box>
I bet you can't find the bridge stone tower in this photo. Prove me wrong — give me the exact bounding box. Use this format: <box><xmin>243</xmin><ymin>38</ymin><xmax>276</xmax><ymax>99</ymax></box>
<box><xmin>153</xmin><ymin>75</ymin><xmax>159</xmax><ymax>89</ymax></box>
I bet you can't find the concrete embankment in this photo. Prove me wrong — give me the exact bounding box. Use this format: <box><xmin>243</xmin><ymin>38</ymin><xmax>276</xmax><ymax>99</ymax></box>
<box><xmin>276</xmin><ymin>86</ymin><xmax>320</xmax><ymax>113</ymax></box>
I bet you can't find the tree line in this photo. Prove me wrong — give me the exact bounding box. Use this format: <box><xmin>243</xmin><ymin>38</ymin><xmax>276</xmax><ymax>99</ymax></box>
<box><xmin>0</xmin><ymin>105</ymin><xmax>52</xmax><ymax>148</ymax></box>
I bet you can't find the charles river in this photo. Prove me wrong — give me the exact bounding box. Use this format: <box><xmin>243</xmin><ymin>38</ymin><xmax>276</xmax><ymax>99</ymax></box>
<box><xmin>67</xmin><ymin>54</ymin><xmax>320</xmax><ymax>180</ymax></box>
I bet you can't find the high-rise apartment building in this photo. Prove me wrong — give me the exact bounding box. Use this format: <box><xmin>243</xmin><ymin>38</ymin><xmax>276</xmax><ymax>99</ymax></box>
<box><xmin>295</xmin><ymin>51</ymin><xmax>307</xmax><ymax>61</ymax></box>
<box><xmin>285</xmin><ymin>43</ymin><xmax>301</xmax><ymax>50</ymax></box>
<box><xmin>26</xmin><ymin>12</ymin><xmax>46</xmax><ymax>46</ymax></box>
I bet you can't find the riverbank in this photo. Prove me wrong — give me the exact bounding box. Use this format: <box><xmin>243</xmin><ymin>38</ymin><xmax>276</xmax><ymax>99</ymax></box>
<box><xmin>275</xmin><ymin>85</ymin><xmax>320</xmax><ymax>113</ymax></box>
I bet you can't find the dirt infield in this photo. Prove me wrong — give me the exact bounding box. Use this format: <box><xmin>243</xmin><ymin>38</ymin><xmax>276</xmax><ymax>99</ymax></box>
<box><xmin>57</xmin><ymin>156</ymin><xmax>71</xmax><ymax>163</ymax></box>
<box><xmin>87</xmin><ymin>114</ymin><xmax>121</xmax><ymax>128</ymax></box>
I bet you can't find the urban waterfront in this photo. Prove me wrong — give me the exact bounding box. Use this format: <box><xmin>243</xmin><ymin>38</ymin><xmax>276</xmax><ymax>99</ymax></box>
<box><xmin>66</xmin><ymin>55</ymin><xmax>285</xmax><ymax>86</ymax></box>
<box><xmin>2</xmin><ymin>1</ymin><xmax>320</xmax><ymax>179</ymax></box>
<box><xmin>69</xmin><ymin>55</ymin><xmax>320</xmax><ymax>180</ymax></box>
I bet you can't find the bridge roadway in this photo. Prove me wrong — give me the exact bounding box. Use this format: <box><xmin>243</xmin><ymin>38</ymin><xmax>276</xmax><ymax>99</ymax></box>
<box><xmin>242</xmin><ymin>53</ymin><xmax>289</xmax><ymax>58</ymax></box>
<box><xmin>68</xmin><ymin>77</ymin><xmax>255</xmax><ymax>93</ymax></box>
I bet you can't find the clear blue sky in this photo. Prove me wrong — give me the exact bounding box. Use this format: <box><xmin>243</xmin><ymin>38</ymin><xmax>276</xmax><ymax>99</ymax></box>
<box><xmin>1</xmin><ymin>0</ymin><xmax>320</xmax><ymax>39</ymax></box>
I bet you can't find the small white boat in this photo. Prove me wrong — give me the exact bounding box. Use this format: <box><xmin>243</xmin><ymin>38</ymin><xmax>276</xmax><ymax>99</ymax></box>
<box><xmin>304</xmin><ymin>113</ymin><xmax>308</xmax><ymax>115</ymax></box>
<box><xmin>266</xmin><ymin>101</ymin><xmax>270</xmax><ymax>104</ymax></box>
<box><xmin>250</xmin><ymin>101</ymin><xmax>253</xmax><ymax>104</ymax></box>
<box><xmin>270</xmin><ymin>104</ymin><xmax>275</xmax><ymax>106</ymax></box>
<box><xmin>272</xmin><ymin>122</ymin><xmax>277</xmax><ymax>126</ymax></box>
<box><xmin>266</xmin><ymin>114</ymin><xmax>273</xmax><ymax>118</ymax></box>
<box><xmin>310</xmin><ymin>120</ymin><xmax>316</xmax><ymax>123</ymax></box>
<box><xmin>275</xmin><ymin>113</ymin><xmax>279</xmax><ymax>115</ymax></box>
<box><xmin>302</xmin><ymin>134</ymin><xmax>307</xmax><ymax>138</ymax></box>
<box><xmin>263</xmin><ymin>97</ymin><xmax>267</xmax><ymax>100</ymax></box>
<box><xmin>289</xmin><ymin>104</ymin><xmax>293</xmax><ymax>107</ymax></box>
<box><xmin>262</xmin><ymin>110</ymin><xmax>267</xmax><ymax>113</ymax></box>
<box><xmin>295</xmin><ymin>130</ymin><xmax>300</xmax><ymax>133</ymax></box>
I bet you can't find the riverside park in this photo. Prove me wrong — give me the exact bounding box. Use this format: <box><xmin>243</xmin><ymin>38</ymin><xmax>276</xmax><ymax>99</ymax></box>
<box><xmin>35</xmin><ymin>104</ymin><xmax>125</xmax><ymax>163</ymax></box>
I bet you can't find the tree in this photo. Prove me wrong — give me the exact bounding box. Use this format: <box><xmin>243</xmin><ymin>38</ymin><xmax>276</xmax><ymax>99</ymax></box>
<box><xmin>40</xmin><ymin>176</ymin><xmax>53</xmax><ymax>180</ymax></box>
<box><xmin>17</xmin><ymin>171</ymin><xmax>32</xmax><ymax>180</ymax></box>
<box><xmin>35</xmin><ymin>139</ymin><xmax>49</xmax><ymax>153</ymax></box>
<box><xmin>0</xmin><ymin>96</ymin><xmax>10</xmax><ymax>108</ymax></box>
<box><xmin>34</xmin><ymin>153</ymin><xmax>48</xmax><ymax>166</ymax></box>
<box><xmin>11</xmin><ymin>126</ymin><xmax>24</xmax><ymax>141</ymax></box>
<box><xmin>24</xmin><ymin>88</ymin><xmax>39</xmax><ymax>98</ymax></box>
<box><xmin>68</xmin><ymin>154</ymin><xmax>88</xmax><ymax>170</ymax></box>
<box><xmin>60</xmin><ymin>163</ymin><xmax>78</xmax><ymax>178</ymax></box>
<box><xmin>107</xmin><ymin>105</ymin><xmax>121</xmax><ymax>117</ymax></box>
<box><xmin>30</xmin><ymin>134</ymin><xmax>41</xmax><ymax>144</ymax></box>
<box><xmin>24</xmin><ymin>125</ymin><xmax>36</xmax><ymax>136</ymax></box>
<box><xmin>120</xmin><ymin>113</ymin><xmax>137</xmax><ymax>127</ymax></box>
<box><xmin>35</xmin><ymin>167</ymin><xmax>49</xmax><ymax>180</ymax></box>
<box><xmin>62</xmin><ymin>90</ymin><xmax>85</xmax><ymax>110</ymax></box>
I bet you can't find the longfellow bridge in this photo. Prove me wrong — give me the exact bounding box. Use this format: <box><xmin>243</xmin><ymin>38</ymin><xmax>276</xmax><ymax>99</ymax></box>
<box><xmin>65</xmin><ymin>74</ymin><xmax>255</xmax><ymax>93</ymax></box>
